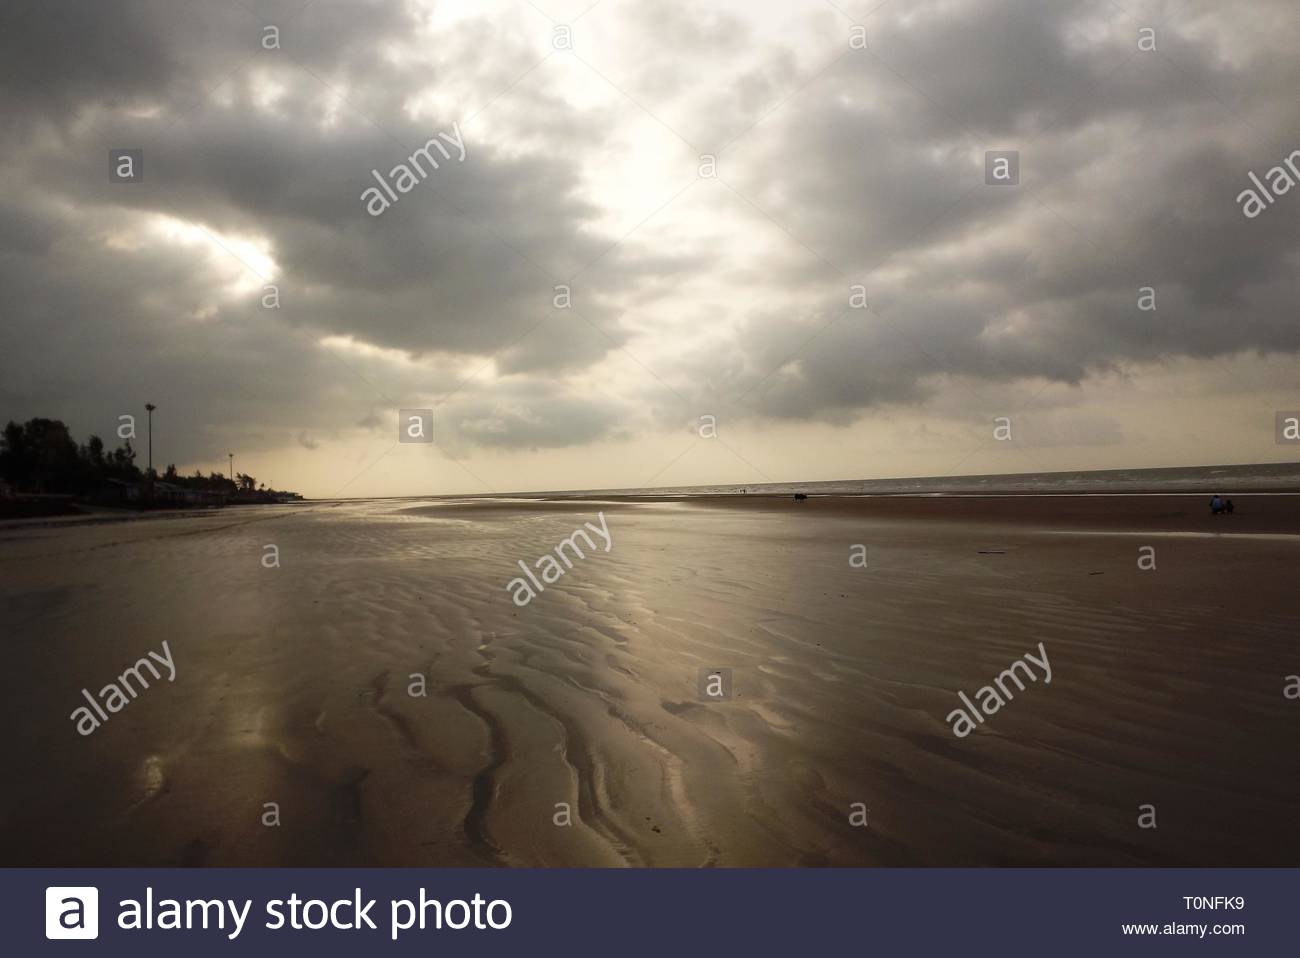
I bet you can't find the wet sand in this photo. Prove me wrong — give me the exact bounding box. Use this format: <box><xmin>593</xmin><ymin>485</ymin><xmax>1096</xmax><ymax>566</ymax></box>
<box><xmin>0</xmin><ymin>494</ymin><xmax>1297</xmax><ymax>866</ymax></box>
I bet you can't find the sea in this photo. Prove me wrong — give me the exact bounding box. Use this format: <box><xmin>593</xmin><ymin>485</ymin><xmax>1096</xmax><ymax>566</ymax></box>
<box><xmin>533</xmin><ymin>461</ymin><xmax>1300</xmax><ymax>499</ymax></box>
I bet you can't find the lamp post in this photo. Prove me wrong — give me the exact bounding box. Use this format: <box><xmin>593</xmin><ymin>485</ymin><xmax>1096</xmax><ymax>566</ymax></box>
<box><xmin>228</xmin><ymin>452</ymin><xmax>234</xmax><ymax>482</ymax></box>
<box><xmin>145</xmin><ymin>403</ymin><xmax>156</xmax><ymax>477</ymax></box>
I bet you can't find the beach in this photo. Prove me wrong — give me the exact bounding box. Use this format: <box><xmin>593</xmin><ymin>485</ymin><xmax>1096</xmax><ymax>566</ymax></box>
<box><xmin>1</xmin><ymin>493</ymin><xmax>1297</xmax><ymax>866</ymax></box>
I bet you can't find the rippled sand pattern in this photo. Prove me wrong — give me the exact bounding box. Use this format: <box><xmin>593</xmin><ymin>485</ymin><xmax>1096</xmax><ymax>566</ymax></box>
<box><xmin>1</xmin><ymin>496</ymin><xmax>1297</xmax><ymax>865</ymax></box>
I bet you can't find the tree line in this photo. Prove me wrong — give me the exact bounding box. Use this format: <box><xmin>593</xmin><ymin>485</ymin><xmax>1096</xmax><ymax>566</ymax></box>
<box><xmin>1</xmin><ymin>417</ymin><xmax>258</xmax><ymax>495</ymax></box>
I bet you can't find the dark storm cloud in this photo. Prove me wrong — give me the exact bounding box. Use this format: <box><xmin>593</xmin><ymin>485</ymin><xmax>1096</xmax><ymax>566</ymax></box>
<box><xmin>0</xmin><ymin>0</ymin><xmax>410</xmax><ymax>134</ymax></box>
<box><xmin>0</xmin><ymin>0</ymin><xmax>634</xmax><ymax>455</ymax></box>
<box><xmin>5</xmin><ymin>6</ymin><xmax>620</xmax><ymax>357</ymax></box>
<box><xmin>705</xmin><ymin>0</ymin><xmax>1300</xmax><ymax>422</ymax></box>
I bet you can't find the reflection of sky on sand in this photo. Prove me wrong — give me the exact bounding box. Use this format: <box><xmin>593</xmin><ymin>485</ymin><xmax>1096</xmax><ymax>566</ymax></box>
<box><xmin>127</xmin><ymin>754</ymin><xmax>166</xmax><ymax>813</ymax></box>
<box><xmin>228</xmin><ymin>704</ymin><xmax>273</xmax><ymax>752</ymax></box>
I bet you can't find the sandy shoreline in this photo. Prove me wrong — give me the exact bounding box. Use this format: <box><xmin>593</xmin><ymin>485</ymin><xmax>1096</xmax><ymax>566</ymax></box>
<box><xmin>1</xmin><ymin>494</ymin><xmax>1297</xmax><ymax>866</ymax></box>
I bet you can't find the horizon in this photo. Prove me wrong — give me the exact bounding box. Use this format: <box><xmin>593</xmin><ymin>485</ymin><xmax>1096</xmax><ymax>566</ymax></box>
<box><xmin>314</xmin><ymin>458</ymin><xmax>1300</xmax><ymax>501</ymax></box>
<box><xmin>6</xmin><ymin>408</ymin><xmax>1298</xmax><ymax>500</ymax></box>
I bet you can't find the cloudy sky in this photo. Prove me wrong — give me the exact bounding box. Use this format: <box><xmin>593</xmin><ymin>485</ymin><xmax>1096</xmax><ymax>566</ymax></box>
<box><xmin>2</xmin><ymin>0</ymin><xmax>1298</xmax><ymax>497</ymax></box>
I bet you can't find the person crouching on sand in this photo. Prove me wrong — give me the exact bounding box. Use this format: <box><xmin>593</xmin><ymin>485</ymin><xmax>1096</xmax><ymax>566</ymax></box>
<box><xmin>1210</xmin><ymin>494</ymin><xmax>1224</xmax><ymax>515</ymax></box>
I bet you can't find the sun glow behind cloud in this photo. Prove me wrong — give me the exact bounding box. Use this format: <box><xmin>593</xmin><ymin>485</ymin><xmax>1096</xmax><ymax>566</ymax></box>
<box><xmin>148</xmin><ymin>216</ymin><xmax>278</xmax><ymax>295</ymax></box>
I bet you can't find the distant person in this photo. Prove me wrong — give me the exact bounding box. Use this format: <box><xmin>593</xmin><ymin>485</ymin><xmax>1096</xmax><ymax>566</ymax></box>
<box><xmin>1226</xmin><ymin>498</ymin><xmax>1235</xmax><ymax>515</ymax></box>
<box><xmin>1209</xmin><ymin>494</ymin><xmax>1224</xmax><ymax>515</ymax></box>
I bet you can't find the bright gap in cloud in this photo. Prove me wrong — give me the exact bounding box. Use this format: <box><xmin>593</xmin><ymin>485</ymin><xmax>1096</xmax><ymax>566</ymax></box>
<box><xmin>148</xmin><ymin>216</ymin><xmax>278</xmax><ymax>290</ymax></box>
